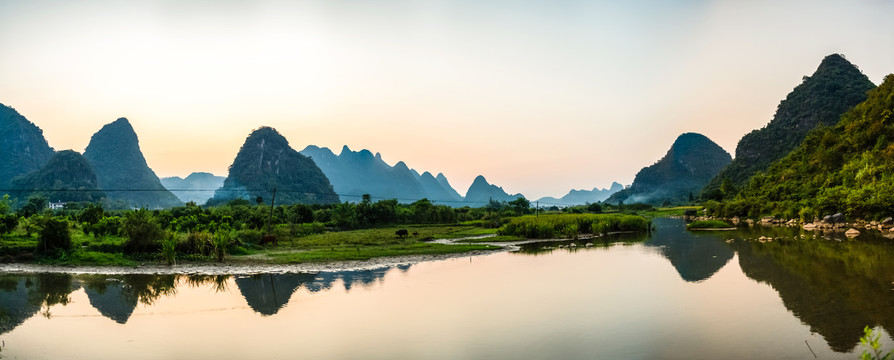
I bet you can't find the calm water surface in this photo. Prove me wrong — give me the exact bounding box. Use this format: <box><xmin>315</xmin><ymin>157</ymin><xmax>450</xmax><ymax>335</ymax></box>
<box><xmin>1</xmin><ymin>218</ymin><xmax>892</xmax><ymax>359</ymax></box>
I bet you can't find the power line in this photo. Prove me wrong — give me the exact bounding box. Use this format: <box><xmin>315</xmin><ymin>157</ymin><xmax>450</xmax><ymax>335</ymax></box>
<box><xmin>0</xmin><ymin>188</ymin><xmax>597</xmax><ymax>207</ymax></box>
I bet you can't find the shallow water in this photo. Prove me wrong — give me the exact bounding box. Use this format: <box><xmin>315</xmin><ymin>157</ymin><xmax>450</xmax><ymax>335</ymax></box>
<box><xmin>1</xmin><ymin>218</ymin><xmax>892</xmax><ymax>359</ymax></box>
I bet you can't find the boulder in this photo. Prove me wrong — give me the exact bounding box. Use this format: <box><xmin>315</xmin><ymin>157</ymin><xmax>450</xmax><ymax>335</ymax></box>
<box><xmin>882</xmin><ymin>217</ymin><xmax>893</xmax><ymax>225</ymax></box>
<box><xmin>845</xmin><ymin>228</ymin><xmax>861</xmax><ymax>238</ymax></box>
<box><xmin>831</xmin><ymin>213</ymin><xmax>845</xmax><ymax>223</ymax></box>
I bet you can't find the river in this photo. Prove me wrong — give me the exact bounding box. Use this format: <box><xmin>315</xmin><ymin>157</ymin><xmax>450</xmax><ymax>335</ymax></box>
<box><xmin>1</xmin><ymin>217</ymin><xmax>892</xmax><ymax>359</ymax></box>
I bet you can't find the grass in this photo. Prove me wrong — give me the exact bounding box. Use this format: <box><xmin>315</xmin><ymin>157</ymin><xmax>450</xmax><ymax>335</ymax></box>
<box><xmin>3</xmin><ymin>224</ymin><xmax>502</xmax><ymax>266</ymax></box>
<box><xmin>631</xmin><ymin>206</ymin><xmax>702</xmax><ymax>218</ymax></box>
<box><xmin>686</xmin><ymin>220</ymin><xmax>733</xmax><ymax>229</ymax></box>
<box><xmin>498</xmin><ymin>214</ymin><xmax>651</xmax><ymax>239</ymax></box>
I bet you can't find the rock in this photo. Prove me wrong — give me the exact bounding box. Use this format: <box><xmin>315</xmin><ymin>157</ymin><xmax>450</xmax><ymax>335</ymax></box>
<box><xmin>585</xmin><ymin>243</ymin><xmax>594</xmax><ymax>247</ymax></box>
<box><xmin>761</xmin><ymin>216</ymin><xmax>775</xmax><ymax>224</ymax></box>
<box><xmin>845</xmin><ymin>228</ymin><xmax>861</xmax><ymax>238</ymax></box>
<box><xmin>883</xmin><ymin>217</ymin><xmax>893</xmax><ymax>225</ymax></box>
<box><xmin>831</xmin><ymin>213</ymin><xmax>845</xmax><ymax>224</ymax></box>
<box><xmin>802</xmin><ymin>223</ymin><xmax>817</xmax><ymax>230</ymax></box>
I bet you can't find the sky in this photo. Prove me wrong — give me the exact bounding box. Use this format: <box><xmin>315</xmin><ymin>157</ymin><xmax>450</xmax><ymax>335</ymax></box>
<box><xmin>1</xmin><ymin>0</ymin><xmax>893</xmax><ymax>200</ymax></box>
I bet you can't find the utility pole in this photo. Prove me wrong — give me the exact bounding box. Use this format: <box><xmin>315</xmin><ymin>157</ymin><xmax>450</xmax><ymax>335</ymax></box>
<box><xmin>266</xmin><ymin>187</ymin><xmax>277</xmax><ymax>235</ymax></box>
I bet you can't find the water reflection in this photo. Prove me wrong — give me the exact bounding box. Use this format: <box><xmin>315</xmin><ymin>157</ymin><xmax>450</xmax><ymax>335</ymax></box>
<box><xmin>730</xmin><ymin>230</ymin><xmax>894</xmax><ymax>352</ymax></box>
<box><xmin>645</xmin><ymin>217</ymin><xmax>735</xmax><ymax>282</ymax></box>
<box><xmin>1</xmin><ymin>221</ymin><xmax>893</xmax><ymax>357</ymax></box>
<box><xmin>235</xmin><ymin>273</ymin><xmax>318</xmax><ymax>316</ymax></box>
<box><xmin>0</xmin><ymin>265</ymin><xmax>412</xmax><ymax>331</ymax></box>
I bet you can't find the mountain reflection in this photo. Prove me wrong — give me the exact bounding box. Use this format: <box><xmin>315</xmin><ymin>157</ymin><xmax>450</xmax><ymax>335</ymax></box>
<box><xmin>0</xmin><ymin>273</ymin><xmax>78</xmax><ymax>334</ymax></box>
<box><xmin>645</xmin><ymin>217</ymin><xmax>734</xmax><ymax>282</ymax></box>
<box><xmin>0</xmin><ymin>265</ymin><xmax>411</xmax><ymax>332</ymax></box>
<box><xmin>236</xmin><ymin>265</ymin><xmax>411</xmax><ymax>315</ymax></box>
<box><xmin>729</xmin><ymin>232</ymin><xmax>894</xmax><ymax>352</ymax></box>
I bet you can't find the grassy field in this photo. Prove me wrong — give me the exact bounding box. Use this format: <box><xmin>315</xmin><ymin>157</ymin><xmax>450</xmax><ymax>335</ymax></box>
<box><xmin>686</xmin><ymin>220</ymin><xmax>733</xmax><ymax>229</ymax></box>
<box><xmin>1</xmin><ymin>224</ymin><xmax>501</xmax><ymax>266</ymax></box>
<box><xmin>498</xmin><ymin>213</ymin><xmax>651</xmax><ymax>239</ymax></box>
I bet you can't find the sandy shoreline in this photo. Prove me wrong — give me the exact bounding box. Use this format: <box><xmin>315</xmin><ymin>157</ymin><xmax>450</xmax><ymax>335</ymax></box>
<box><xmin>0</xmin><ymin>248</ymin><xmax>507</xmax><ymax>275</ymax></box>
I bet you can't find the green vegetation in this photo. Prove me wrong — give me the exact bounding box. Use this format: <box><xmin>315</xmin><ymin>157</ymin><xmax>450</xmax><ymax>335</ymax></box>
<box><xmin>84</xmin><ymin>117</ymin><xmax>182</xmax><ymax>208</ymax></box>
<box><xmin>606</xmin><ymin>133</ymin><xmax>731</xmax><ymax>206</ymax></box>
<box><xmin>8</xmin><ymin>150</ymin><xmax>106</xmax><ymax>203</ymax></box>
<box><xmin>497</xmin><ymin>214</ymin><xmax>650</xmax><ymax>239</ymax></box>
<box><xmin>703</xmin><ymin>54</ymin><xmax>876</xmax><ymax>199</ymax></box>
<box><xmin>37</xmin><ymin>217</ymin><xmax>72</xmax><ymax>254</ymax></box>
<box><xmin>706</xmin><ymin>74</ymin><xmax>894</xmax><ymax>220</ymax></box>
<box><xmin>686</xmin><ymin>220</ymin><xmax>732</xmax><ymax>229</ymax></box>
<box><xmin>0</xmin><ymin>196</ymin><xmax>526</xmax><ymax>266</ymax></box>
<box><xmin>861</xmin><ymin>326</ymin><xmax>893</xmax><ymax>360</ymax></box>
<box><xmin>210</xmin><ymin>126</ymin><xmax>339</xmax><ymax>205</ymax></box>
<box><xmin>0</xmin><ymin>103</ymin><xmax>55</xmax><ymax>188</ymax></box>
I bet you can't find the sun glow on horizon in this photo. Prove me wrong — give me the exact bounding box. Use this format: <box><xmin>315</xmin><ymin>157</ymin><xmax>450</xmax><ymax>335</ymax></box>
<box><xmin>1</xmin><ymin>0</ymin><xmax>893</xmax><ymax>200</ymax></box>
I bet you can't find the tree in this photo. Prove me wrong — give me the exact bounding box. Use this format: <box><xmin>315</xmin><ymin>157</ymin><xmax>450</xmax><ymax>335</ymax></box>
<box><xmin>19</xmin><ymin>195</ymin><xmax>47</xmax><ymax>217</ymax></box>
<box><xmin>508</xmin><ymin>197</ymin><xmax>530</xmax><ymax>215</ymax></box>
<box><xmin>37</xmin><ymin>217</ymin><xmax>72</xmax><ymax>254</ymax></box>
<box><xmin>123</xmin><ymin>209</ymin><xmax>164</xmax><ymax>252</ymax></box>
<box><xmin>78</xmin><ymin>203</ymin><xmax>104</xmax><ymax>225</ymax></box>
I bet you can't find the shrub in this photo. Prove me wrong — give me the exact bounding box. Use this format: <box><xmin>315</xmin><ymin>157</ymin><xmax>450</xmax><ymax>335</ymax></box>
<box><xmin>37</xmin><ymin>218</ymin><xmax>72</xmax><ymax>254</ymax></box>
<box><xmin>123</xmin><ymin>209</ymin><xmax>164</xmax><ymax>253</ymax></box>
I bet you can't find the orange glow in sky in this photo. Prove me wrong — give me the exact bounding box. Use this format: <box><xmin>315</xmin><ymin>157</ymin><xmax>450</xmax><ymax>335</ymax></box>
<box><xmin>1</xmin><ymin>0</ymin><xmax>892</xmax><ymax>199</ymax></box>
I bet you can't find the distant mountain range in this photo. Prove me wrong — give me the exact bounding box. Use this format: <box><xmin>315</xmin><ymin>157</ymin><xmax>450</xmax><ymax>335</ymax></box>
<box><xmin>300</xmin><ymin>145</ymin><xmax>465</xmax><ymax>204</ymax></box>
<box><xmin>463</xmin><ymin>175</ymin><xmax>523</xmax><ymax>204</ymax></box>
<box><xmin>606</xmin><ymin>133</ymin><xmax>731</xmax><ymax>205</ymax></box>
<box><xmin>535</xmin><ymin>182</ymin><xmax>624</xmax><ymax>206</ymax></box>
<box><xmin>160</xmin><ymin>172</ymin><xmax>226</xmax><ymax>205</ymax></box>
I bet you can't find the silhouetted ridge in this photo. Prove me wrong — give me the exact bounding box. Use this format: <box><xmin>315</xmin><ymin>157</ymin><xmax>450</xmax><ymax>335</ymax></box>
<box><xmin>9</xmin><ymin>150</ymin><xmax>106</xmax><ymax>202</ymax></box>
<box><xmin>212</xmin><ymin>127</ymin><xmax>339</xmax><ymax>204</ymax></box>
<box><xmin>300</xmin><ymin>145</ymin><xmax>463</xmax><ymax>204</ymax></box>
<box><xmin>84</xmin><ymin>117</ymin><xmax>182</xmax><ymax>208</ymax></box>
<box><xmin>703</xmin><ymin>54</ymin><xmax>875</xmax><ymax>198</ymax></box>
<box><xmin>607</xmin><ymin>132</ymin><xmax>731</xmax><ymax>205</ymax></box>
<box><xmin>464</xmin><ymin>175</ymin><xmax>523</xmax><ymax>204</ymax></box>
<box><xmin>0</xmin><ymin>103</ymin><xmax>55</xmax><ymax>188</ymax></box>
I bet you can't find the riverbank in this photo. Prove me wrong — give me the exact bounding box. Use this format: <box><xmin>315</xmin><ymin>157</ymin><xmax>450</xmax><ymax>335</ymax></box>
<box><xmin>0</xmin><ymin>248</ymin><xmax>505</xmax><ymax>275</ymax></box>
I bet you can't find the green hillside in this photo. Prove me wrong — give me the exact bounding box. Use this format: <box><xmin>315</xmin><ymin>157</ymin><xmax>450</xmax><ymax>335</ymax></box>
<box><xmin>607</xmin><ymin>132</ymin><xmax>731</xmax><ymax>206</ymax></box>
<box><xmin>708</xmin><ymin>74</ymin><xmax>894</xmax><ymax>220</ymax></box>
<box><xmin>8</xmin><ymin>150</ymin><xmax>106</xmax><ymax>203</ymax></box>
<box><xmin>211</xmin><ymin>127</ymin><xmax>339</xmax><ymax>205</ymax></box>
<box><xmin>84</xmin><ymin>118</ymin><xmax>182</xmax><ymax>209</ymax></box>
<box><xmin>702</xmin><ymin>54</ymin><xmax>875</xmax><ymax>199</ymax></box>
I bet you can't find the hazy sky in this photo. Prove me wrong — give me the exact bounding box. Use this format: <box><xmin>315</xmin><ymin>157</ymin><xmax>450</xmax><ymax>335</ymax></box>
<box><xmin>1</xmin><ymin>0</ymin><xmax>892</xmax><ymax>200</ymax></box>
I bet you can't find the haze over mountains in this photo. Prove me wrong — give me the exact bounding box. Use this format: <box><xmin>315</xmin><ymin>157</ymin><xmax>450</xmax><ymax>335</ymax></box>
<box><xmin>160</xmin><ymin>172</ymin><xmax>225</xmax><ymax>205</ymax></box>
<box><xmin>606</xmin><ymin>133</ymin><xmax>732</xmax><ymax>205</ymax></box>
<box><xmin>3</xmin><ymin>54</ymin><xmax>883</xmax><ymax>210</ymax></box>
<box><xmin>535</xmin><ymin>183</ymin><xmax>624</xmax><ymax>207</ymax></box>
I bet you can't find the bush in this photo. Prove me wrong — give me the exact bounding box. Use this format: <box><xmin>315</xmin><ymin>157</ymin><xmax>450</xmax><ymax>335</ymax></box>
<box><xmin>123</xmin><ymin>209</ymin><xmax>164</xmax><ymax>253</ymax></box>
<box><xmin>179</xmin><ymin>231</ymin><xmax>213</xmax><ymax>256</ymax></box>
<box><xmin>234</xmin><ymin>229</ymin><xmax>263</xmax><ymax>246</ymax></box>
<box><xmin>37</xmin><ymin>218</ymin><xmax>72</xmax><ymax>254</ymax></box>
<box><xmin>498</xmin><ymin>214</ymin><xmax>651</xmax><ymax>239</ymax></box>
